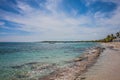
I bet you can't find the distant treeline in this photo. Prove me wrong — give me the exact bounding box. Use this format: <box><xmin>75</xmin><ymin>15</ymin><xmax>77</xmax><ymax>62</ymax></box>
<box><xmin>41</xmin><ymin>41</ymin><xmax>93</xmax><ymax>43</ymax></box>
<box><xmin>94</xmin><ymin>31</ymin><xmax>120</xmax><ymax>42</ymax></box>
<box><xmin>40</xmin><ymin>32</ymin><xmax>120</xmax><ymax>43</ymax></box>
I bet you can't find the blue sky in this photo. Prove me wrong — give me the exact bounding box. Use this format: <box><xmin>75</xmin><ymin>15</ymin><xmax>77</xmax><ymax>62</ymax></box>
<box><xmin>0</xmin><ymin>0</ymin><xmax>120</xmax><ymax>42</ymax></box>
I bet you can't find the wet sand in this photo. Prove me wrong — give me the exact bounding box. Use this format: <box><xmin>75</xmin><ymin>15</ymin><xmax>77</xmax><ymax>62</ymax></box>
<box><xmin>76</xmin><ymin>42</ymin><xmax>120</xmax><ymax>80</ymax></box>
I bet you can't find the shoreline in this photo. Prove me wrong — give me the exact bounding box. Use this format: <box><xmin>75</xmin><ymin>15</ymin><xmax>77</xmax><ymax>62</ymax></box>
<box><xmin>7</xmin><ymin>43</ymin><xmax>104</xmax><ymax>80</ymax></box>
<box><xmin>39</xmin><ymin>46</ymin><xmax>104</xmax><ymax>80</ymax></box>
<box><xmin>3</xmin><ymin>43</ymin><xmax>100</xmax><ymax>80</ymax></box>
<box><xmin>75</xmin><ymin>42</ymin><xmax>120</xmax><ymax>80</ymax></box>
<box><xmin>10</xmin><ymin>42</ymin><xmax>120</xmax><ymax>80</ymax></box>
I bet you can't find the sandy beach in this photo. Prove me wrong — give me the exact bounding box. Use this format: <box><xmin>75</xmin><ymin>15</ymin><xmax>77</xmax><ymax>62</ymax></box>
<box><xmin>76</xmin><ymin>42</ymin><xmax>120</xmax><ymax>80</ymax></box>
<box><xmin>39</xmin><ymin>42</ymin><xmax>120</xmax><ymax>80</ymax></box>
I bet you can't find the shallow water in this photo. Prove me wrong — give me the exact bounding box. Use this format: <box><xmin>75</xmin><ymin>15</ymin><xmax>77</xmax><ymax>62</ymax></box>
<box><xmin>0</xmin><ymin>42</ymin><xmax>98</xmax><ymax>80</ymax></box>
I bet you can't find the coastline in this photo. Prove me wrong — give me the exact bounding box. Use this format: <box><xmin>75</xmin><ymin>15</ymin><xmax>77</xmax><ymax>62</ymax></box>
<box><xmin>9</xmin><ymin>42</ymin><xmax>120</xmax><ymax>80</ymax></box>
<box><xmin>0</xmin><ymin>42</ymin><xmax>99</xmax><ymax>80</ymax></box>
<box><xmin>39</xmin><ymin>46</ymin><xmax>104</xmax><ymax>80</ymax></box>
<box><xmin>75</xmin><ymin>42</ymin><xmax>120</xmax><ymax>80</ymax></box>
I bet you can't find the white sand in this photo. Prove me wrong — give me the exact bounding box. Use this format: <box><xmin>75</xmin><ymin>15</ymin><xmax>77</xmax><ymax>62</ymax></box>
<box><xmin>76</xmin><ymin>43</ymin><xmax>120</xmax><ymax>80</ymax></box>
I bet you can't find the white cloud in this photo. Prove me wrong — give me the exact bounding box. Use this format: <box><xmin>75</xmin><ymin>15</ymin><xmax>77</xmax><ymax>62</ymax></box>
<box><xmin>0</xmin><ymin>0</ymin><xmax>120</xmax><ymax>42</ymax></box>
<box><xmin>44</xmin><ymin>0</ymin><xmax>62</xmax><ymax>13</ymax></box>
<box><xmin>94</xmin><ymin>5</ymin><xmax>120</xmax><ymax>26</ymax></box>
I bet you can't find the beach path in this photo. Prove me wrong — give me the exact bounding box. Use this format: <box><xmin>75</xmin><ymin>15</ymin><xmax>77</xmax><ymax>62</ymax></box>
<box><xmin>76</xmin><ymin>44</ymin><xmax>120</xmax><ymax>80</ymax></box>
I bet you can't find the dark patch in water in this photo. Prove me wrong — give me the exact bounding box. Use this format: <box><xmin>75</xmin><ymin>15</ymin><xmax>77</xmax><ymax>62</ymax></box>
<box><xmin>11</xmin><ymin>65</ymin><xmax>24</xmax><ymax>69</ymax></box>
<box><xmin>16</xmin><ymin>74</ymin><xmax>28</xmax><ymax>78</ymax></box>
<box><xmin>11</xmin><ymin>62</ymin><xmax>40</xmax><ymax>69</ymax></box>
<box><xmin>11</xmin><ymin>62</ymin><xmax>57</xmax><ymax>72</ymax></box>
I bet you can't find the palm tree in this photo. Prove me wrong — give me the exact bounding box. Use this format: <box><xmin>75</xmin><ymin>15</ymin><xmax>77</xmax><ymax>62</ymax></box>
<box><xmin>111</xmin><ymin>34</ymin><xmax>114</xmax><ymax>38</ymax></box>
<box><xmin>116</xmin><ymin>32</ymin><xmax>120</xmax><ymax>38</ymax></box>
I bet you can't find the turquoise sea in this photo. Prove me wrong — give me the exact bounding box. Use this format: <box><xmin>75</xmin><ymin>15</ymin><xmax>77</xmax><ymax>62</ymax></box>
<box><xmin>0</xmin><ymin>42</ymin><xmax>98</xmax><ymax>80</ymax></box>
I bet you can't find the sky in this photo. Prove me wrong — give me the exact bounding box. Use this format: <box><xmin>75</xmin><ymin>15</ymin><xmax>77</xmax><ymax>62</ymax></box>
<box><xmin>0</xmin><ymin>0</ymin><xmax>120</xmax><ymax>42</ymax></box>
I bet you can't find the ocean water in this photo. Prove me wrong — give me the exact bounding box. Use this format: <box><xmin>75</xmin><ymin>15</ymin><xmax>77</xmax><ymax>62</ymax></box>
<box><xmin>0</xmin><ymin>42</ymin><xmax>98</xmax><ymax>80</ymax></box>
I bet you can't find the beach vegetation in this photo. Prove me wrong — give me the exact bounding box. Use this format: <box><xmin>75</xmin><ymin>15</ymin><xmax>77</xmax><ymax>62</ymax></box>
<box><xmin>97</xmin><ymin>31</ymin><xmax>120</xmax><ymax>42</ymax></box>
